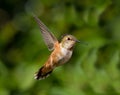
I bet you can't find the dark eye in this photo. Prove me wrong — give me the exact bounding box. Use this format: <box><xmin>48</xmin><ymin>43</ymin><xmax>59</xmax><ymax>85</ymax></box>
<box><xmin>67</xmin><ymin>37</ymin><xmax>71</xmax><ymax>40</ymax></box>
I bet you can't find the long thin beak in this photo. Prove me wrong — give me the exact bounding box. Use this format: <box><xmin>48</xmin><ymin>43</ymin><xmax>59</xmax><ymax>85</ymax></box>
<box><xmin>76</xmin><ymin>40</ymin><xmax>88</xmax><ymax>45</ymax></box>
<box><xmin>76</xmin><ymin>40</ymin><xmax>81</xmax><ymax>43</ymax></box>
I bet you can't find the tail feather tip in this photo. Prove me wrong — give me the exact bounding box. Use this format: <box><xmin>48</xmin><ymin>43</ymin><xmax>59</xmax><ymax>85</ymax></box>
<box><xmin>34</xmin><ymin>69</ymin><xmax>53</xmax><ymax>80</ymax></box>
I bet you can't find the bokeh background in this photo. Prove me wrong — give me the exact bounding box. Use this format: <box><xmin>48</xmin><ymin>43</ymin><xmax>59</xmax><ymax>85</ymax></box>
<box><xmin>0</xmin><ymin>0</ymin><xmax>120</xmax><ymax>95</ymax></box>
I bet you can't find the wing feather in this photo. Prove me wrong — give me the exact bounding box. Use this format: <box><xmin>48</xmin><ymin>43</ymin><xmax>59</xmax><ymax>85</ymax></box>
<box><xmin>33</xmin><ymin>15</ymin><xmax>58</xmax><ymax>51</ymax></box>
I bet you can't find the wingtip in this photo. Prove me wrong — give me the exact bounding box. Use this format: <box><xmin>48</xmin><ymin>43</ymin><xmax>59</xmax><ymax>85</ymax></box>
<box><xmin>32</xmin><ymin>13</ymin><xmax>38</xmax><ymax>20</ymax></box>
<box><xmin>31</xmin><ymin>12</ymin><xmax>39</xmax><ymax>21</ymax></box>
<box><xmin>31</xmin><ymin>12</ymin><xmax>36</xmax><ymax>17</ymax></box>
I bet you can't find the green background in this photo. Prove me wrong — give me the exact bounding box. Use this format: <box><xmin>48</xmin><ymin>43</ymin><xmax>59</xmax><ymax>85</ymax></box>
<box><xmin>0</xmin><ymin>0</ymin><xmax>120</xmax><ymax>95</ymax></box>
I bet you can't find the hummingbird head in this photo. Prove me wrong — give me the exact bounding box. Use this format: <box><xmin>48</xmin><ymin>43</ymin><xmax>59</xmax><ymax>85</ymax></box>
<box><xmin>61</xmin><ymin>35</ymin><xmax>79</xmax><ymax>50</ymax></box>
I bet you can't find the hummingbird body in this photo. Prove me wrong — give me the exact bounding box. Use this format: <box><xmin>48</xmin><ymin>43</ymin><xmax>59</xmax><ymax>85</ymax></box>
<box><xmin>35</xmin><ymin>42</ymin><xmax>73</xmax><ymax>80</ymax></box>
<box><xmin>33</xmin><ymin>15</ymin><xmax>79</xmax><ymax>80</ymax></box>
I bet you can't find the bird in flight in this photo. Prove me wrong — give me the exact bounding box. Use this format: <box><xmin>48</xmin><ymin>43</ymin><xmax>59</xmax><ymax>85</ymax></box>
<box><xmin>33</xmin><ymin>15</ymin><xmax>80</xmax><ymax>80</ymax></box>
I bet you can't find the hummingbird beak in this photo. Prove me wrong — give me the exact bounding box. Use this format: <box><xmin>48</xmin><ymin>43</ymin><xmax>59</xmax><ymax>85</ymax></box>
<box><xmin>76</xmin><ymin>40</ymin><xmax>81</xmax><ymax>43</ymax></box>
<box><xmin>76</xmin><ymin>40</ymin><xmax>88</xmax><ymax>45</ymax></box>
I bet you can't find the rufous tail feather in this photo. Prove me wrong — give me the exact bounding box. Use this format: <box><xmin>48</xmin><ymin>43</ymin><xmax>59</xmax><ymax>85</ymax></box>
<box><xmin>34</xmin><ymin>66</ymin><xmax>53</xmax><ymax>80</ymax></box>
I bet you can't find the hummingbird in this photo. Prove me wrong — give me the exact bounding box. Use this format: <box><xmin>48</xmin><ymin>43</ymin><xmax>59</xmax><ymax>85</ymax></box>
<box><xmin>33</xmin><ymin>15</ymin><xmax>80</xmax><ymax>80</ymax></box>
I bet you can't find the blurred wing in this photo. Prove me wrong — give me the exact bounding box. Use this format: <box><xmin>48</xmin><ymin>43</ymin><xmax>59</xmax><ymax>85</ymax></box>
<box><xmin>33</xmin><ymin>15</ymin><xmax>58</xmax><ymax>51</ymax></box>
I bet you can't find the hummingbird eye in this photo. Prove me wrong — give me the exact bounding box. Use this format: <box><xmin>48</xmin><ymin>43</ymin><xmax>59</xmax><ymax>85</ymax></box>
<box><xmin>67</xmin><ymin>37</ymin><xmax>71</xmax><ymax>40</ymax></box>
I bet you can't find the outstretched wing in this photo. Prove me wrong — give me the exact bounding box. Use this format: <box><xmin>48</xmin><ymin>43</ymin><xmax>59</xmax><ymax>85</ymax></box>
<box><xmin>33</xmin><ymin>15</ymin><xmax>58</xmax><ymax>51</ymax></box>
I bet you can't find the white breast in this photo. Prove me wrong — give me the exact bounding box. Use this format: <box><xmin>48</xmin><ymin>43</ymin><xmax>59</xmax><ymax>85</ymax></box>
<box><xmin>61</xmin><ymin>47</ymin><xmax>72</xmax><ymax>56</ymax></box>
<box><xmin>57</xmin><ymin>44</ymin><xmax>72</xmax><ymax>65</ymax></box>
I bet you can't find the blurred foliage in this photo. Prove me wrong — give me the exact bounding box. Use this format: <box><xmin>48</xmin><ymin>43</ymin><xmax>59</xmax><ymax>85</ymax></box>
<box><xmin>0</xmin><ymin>0</ymin><xmax>120</xmax><ymax>95</ymax></box>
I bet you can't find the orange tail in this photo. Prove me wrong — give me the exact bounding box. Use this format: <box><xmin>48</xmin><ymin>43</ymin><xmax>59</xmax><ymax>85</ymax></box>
<box><xmin>34</xmin><ymin>66</ymin><xmax>53</xmax><ymax>80</ymax></box>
